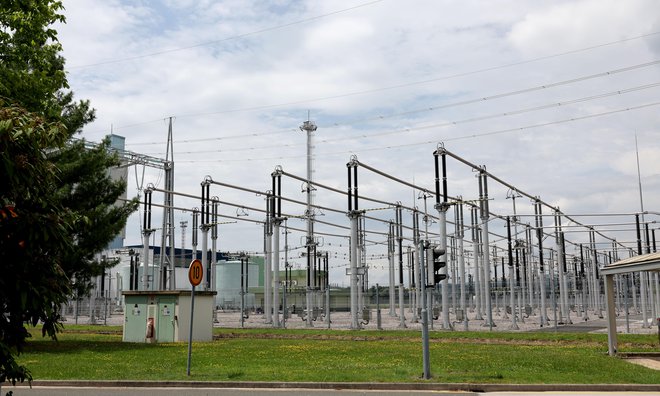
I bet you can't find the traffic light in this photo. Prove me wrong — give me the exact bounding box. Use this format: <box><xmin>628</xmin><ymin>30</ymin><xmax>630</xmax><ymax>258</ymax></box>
<box><xmin>426</xmin><ymin>244</ymin><xmax>447</xmax><ymax>286</ymax></box>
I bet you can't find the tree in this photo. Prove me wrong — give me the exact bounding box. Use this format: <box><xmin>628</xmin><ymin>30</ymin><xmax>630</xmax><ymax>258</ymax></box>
<box><xmin>0</xmin><ymin>100</ymin><xmax>73</xmax><ymax>389</ymax></box>
<box><xmin>0</xmin><ymin>0</ymin><xmax>138</xmax><ymax>391</ymax></box>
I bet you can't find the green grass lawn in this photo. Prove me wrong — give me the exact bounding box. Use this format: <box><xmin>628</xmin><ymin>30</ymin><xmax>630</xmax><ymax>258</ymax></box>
<box><xmin>15</xmin><ymin>326</ymin><xmax>660</xmax><ymax>383</ymax></box>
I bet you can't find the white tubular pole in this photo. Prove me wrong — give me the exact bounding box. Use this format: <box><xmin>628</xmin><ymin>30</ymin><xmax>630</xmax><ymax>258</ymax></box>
<box><xmin>455</xmin><ymin>200</ymin><xmax>466</xmax><ymax>330</ymax></box>
<box><xmin>555</xmin><ymin>213</ymin><xmax>570</xmax><ymax>324</ymax></box>
<box><xmin>526</xmin><ymin>227</ymin><xmax>535</xmax><ymax>313</ymax></box>
<box><xmin>201</xmin><ymin>227</ymin><xmax>209</xmax><ymax>291</ymax></box>
<box><xmin>273</xmin><ymin>219</ymin><xmax>281</xmax><ymax>328</ymax></box>
<box><xmin>458</xmin><ymin>230</ymin><xmax>467</xmax><ymax>329</ymax></box>
<box><xmin>641</xmin><ymin>271</ymin><xmax>649</xmax><ymax>327</ymax></box>
<box><xmin>438</xmin><ymin>207</ymin><xmax>451</xmax><ymax>329</ymax></box>
<box><xmin>472</xmin><ymin>207</ymin><xmax>483</xmax><ymax>320</ymax></box>
<box><xmin>482</xmin><ymin>220</ymin><xmax>493</xmax><ymax>328</ymax></box>
<box><xmin>605</xmin><ymin>274</ymin><xmax>618</xmax><ymax>356</ymax></box>
<box><xmin>561</xmin><ymin>238</ymin><xmax>572</xmax><ymax>324</ymax></box>
<box><xmin>480</xmin><ymin>172</ymin><xmax>494</xmax><ymax>328</ymax></box>
<box><xmin>396</xmin><ymin>206</ymin><xmax>406</xmax><ymax>328</ymax></box>
<box><xmin>389</xmin><ymin>222</ymin><xmax>396</xmax><ymax>317</ymax></box>
<box><xmin>509</xmin><ymin>262</ymin><xmax>518</xmax><ymax>329</ymax></box>
<box><xmin>142</xmin><ymin>231</ymin><xmax>150</xmax><ymax>291</ymax></box>
<box><xmin>413</xmin><ymin>211</ymin><xmax>421</xmax><ymax>323</ymax></box>
<box><xmin>265</xmin><ymin>222</ymin><xmax>272</xmax><ymax>324</ymax></box>
<box><xmin>210</xmin><ymin>234</ymin><xmax>217</xmax><ymax>292</ymax></box>
<box><xmin>350</xmin><ymin>212</ymin><xmax>360</xmax><ymax>329</ymax></box>
<box><xmin>414</xmin><ymin>246</ymin><xmax>421</xmax><ymax>321</ymax></box>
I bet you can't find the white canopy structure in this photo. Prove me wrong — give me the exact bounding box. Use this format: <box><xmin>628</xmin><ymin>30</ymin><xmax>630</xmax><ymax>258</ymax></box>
<box><xmin>601</xmin><ymin>252</ymin><xmax>660</xmax><ymax>355</ymax></box>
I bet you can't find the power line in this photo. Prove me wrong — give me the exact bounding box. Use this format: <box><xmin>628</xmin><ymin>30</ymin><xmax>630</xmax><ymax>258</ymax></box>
<box><xmin>176</xmin><ymin>100</ymin><xmax>660</xmax><ymax>163</ymax></box>
<box><xmin>142</xmin><ymin>80</ymin><xmax>660</xmax><ymax>156</ymax></box>
<box><xmin>68</xmin><ymin>0</ymin><xmax>386</xmax><ymax>69</ymax></box>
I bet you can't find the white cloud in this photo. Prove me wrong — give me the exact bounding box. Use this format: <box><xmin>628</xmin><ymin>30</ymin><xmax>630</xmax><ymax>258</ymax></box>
<box><xmin>508</xmin><ymin>0</ymin><xmax>660</xmax><ymax>57</ymax></box>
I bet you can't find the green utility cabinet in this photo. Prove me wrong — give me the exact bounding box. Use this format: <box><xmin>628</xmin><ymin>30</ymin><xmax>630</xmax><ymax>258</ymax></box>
<box><xmin>122</xmin><ymin>290</ymin><xmax>216</xmax><ymax>343</ymax></box>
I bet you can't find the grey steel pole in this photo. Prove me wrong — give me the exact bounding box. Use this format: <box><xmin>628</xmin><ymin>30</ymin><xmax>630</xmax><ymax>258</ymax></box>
<box><xmin>186</xmin><ymin>284</ymin><xmax>196</xmax><ymax>376</ymax></box>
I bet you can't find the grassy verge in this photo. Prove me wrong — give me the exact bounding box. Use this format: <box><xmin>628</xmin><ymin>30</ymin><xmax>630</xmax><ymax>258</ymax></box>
<box><xmin>16</xmin><ymin>326</ymin><xmax>660</xmax><ymax>383</ymax></box>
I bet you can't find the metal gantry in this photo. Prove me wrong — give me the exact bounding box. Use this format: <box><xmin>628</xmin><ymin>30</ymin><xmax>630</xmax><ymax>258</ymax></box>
<box><xmin>106</xmin><ymin>121</ymin><xmax>660</xmax><ymax>342</ymax></box>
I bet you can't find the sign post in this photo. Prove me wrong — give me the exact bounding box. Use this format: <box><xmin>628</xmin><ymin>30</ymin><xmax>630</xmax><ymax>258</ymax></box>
<box><xmin>187</xmin><ymin>259</ymin><xmax>203</xmax><ymax>376</ymax></box>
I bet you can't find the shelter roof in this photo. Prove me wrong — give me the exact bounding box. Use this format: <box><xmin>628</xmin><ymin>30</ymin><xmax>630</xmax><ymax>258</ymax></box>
<box><xmin>601</xmin><ymin>251</ymin><xmax>660</xmax><ymax>275</ymax></box>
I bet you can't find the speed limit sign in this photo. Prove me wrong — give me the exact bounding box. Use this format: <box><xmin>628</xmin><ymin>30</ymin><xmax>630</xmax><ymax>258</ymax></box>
<box><xmin>188</xmin><ymin>259</ymin><xmax>203</xmax><ymax>287</ymax></box>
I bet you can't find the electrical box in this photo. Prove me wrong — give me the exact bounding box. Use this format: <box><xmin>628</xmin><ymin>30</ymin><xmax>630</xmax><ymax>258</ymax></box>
<box><xmin>122</xmin><ymin>290</ymin><xmax>216</xmax><ymax>343</ymax></box>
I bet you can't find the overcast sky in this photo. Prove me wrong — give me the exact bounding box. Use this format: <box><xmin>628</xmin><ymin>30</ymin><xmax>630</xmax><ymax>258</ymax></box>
<box><xmin>56</xmin><ymin>0</ymin><xmax>660</xmax><ymax>285</ymax></box>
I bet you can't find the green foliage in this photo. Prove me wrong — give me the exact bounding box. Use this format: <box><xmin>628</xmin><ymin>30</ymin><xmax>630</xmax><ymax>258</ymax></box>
<box><xmin>0</xmin><ymin>0</ymin><xmax>138</xmax><ymax>390</ymax></box>
<box><xmin>0</xmin><ymin>1</ymin><xmax>67</xmax><ymax>119</ymax></box>
<box><xmin>0</xmin><ymin>100</ymin><xmax>71</xmax><ymax>387</ymax></box>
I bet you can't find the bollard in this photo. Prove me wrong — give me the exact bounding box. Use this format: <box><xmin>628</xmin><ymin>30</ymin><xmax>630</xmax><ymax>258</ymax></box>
<box><xmin>657</xmin><ymin>318</ymin><xmax>660</xmax><ymax>346</ymax></box>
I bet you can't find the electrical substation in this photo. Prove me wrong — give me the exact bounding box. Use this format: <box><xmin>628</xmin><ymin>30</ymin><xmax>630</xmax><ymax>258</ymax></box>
<box><xmin>63</xmin><ymin>117</ymin><xmax>660</xmax><ymax>354</ymax></box>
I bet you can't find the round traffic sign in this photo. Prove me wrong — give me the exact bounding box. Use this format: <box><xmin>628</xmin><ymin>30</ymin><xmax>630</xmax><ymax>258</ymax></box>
<box><xmin>188</xmin><ymin>259</ymin><xmax>203</xmax><ymax>286</ymax></box>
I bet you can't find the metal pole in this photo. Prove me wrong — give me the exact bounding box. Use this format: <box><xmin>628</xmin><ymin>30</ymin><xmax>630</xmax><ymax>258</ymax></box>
<box><xmin>273</xmin><ymin>218</ymin><xmax>281</xmax><ymax>328</ymax></box>
<box><xmin>456</xmin><ymin>200</ymin><xmax>467</xmax><ymax>330</ymax></box>
<box><xmin>301</xmin><ymin>119</ymin><xmax>317</xmax><ymax>328</ymax></box>
<box><xmin>413</xmin><ymin>210</ymin><xmax>422</xmax><ymax>323</ymax></box>
<box><xmin>471</xmin><ymin>206</ymin><xmax>483</xmax><ymax>320</ymax></box>
<box><xmin>186</xmin><ymin>284</ymin><xmax>196</xmax><ymax>376</ymax></box>
<box><xmin>421</xmin><ymin>240</ymin><xmax>431</xmax><ymax>380</ymax></box>
<box><xmin>480</xmin><ymin>171</ymin><xmax>494</xmax><ymax>329</ymax></box>
<box><xmin>438</xmin><ymin>207</ymin><xmax>450</xmax><ymax>329</ymax></box>
<box><xmin>536</xmin><ymin>199</ymin><xmax>548</xmax><ymax>327</ymax></box>
<box><xmin>507</xmin><ymin>216</ymin><xmax>518</xmax><ymax>330</ymax></box>
<box><xmin>211</xmin><ymin>199</ymin><xmax>219</xmax><ymax>292</ymax></box>
<box><xmin>349</xmin><ymin>211</ymin><xmax>360</xmax><ymax>329</ymax></box>
<box><xmin>142</xmin><ymin>189</ymin><xmax>153</xmax><ymax>291</ymax></box>
<box><xmin>396</xmin><ymin>205</ymin><xmax>406</xmax><ymax>328</ymax></box>
<box><xmin>240</xmin><ymin>257</ymin><xmax>245</xmax><ymax>328</ymax></box>
<box><xmin>325</xmin><ymin>252</ymin><xmax>331</xmax><ymax>328</ymax></box>
<box><xmin>376</xmin><ymin>283</ymin><xmax>382</xmax><ymax>330</ymax></box>
<box><xmin>388</xmin><ymin>222</ymin><xmax>396</xmax><ymax>317</ymax></box>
